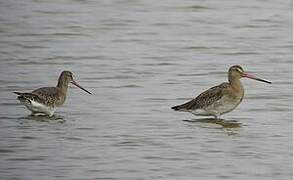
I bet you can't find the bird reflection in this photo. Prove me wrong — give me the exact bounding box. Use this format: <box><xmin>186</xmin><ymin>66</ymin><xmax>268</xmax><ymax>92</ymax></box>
<box><xmin>183</xmin><ymin>118</ymin><xmax>241</xmax><ymax>135</ymax></box>
<box><xmin>18</xmin><ymin>114</ymin><xmax>65</xmax><ymax>123</ymax></box>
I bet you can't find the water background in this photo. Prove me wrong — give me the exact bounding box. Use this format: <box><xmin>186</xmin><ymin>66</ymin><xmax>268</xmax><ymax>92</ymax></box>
<box><xmin>1</xmin><ymin>0</ymin><xmax>293</xmax><ymax>179</ymax></box>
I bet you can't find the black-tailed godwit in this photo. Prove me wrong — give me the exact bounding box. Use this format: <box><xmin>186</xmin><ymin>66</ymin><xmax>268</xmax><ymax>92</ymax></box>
<box><xmin>172</xmin><ymin>65</ymin><xmax>271</xmax><ymax>119</ymax></box>
<box><xmin>14</xmin><ymin>71</ymin><xmax>92</xmax><ymax>116</ymax></box>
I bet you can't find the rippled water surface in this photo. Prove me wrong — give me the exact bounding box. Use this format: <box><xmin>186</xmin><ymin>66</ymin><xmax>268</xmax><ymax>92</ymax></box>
<box><xmin>1</xmin><ymin>0</ymin><xmax>293</xmax><ymax>179</ymax></box>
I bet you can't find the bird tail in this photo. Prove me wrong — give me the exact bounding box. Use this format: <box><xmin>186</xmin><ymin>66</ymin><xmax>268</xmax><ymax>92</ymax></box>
<box><xmin>171</xmin><ymin>99</ymin><xmax>196</xmax><ymax>112</ymax></box>
<box><xmin>171</xmin><ymin>105</ymin><xmax>181</xmax><ymax>111</ymax></box>
<box><xmin>13</xmin><ymin>91</ymin><xmax>22</xmax><ymax>95</ymax></box>
<box><xmin>13</xmin><ymin>92</ymin><xmax>38</xmax><ymax>104</ymax></box>
<box><xmin>171</xmin><ymin>104</ymin><xmax>189</xmax><ymax>111</ymax></box>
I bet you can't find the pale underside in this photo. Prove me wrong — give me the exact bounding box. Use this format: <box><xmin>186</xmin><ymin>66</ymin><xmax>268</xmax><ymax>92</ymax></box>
<box><xmin>190</xmin><ymin>94</ymin><xmax>242</xmax><ymax>118</ymax></box>
<box><xmin>18</xmin><ymin>98</ymin><xmax>56</xmax><ymax>116</ymax></box>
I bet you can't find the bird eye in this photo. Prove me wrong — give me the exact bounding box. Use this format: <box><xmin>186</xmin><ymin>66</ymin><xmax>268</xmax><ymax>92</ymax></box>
<box><xmin>236</xmin><ymin>68</ymin><xmax>242</xmax><ymax>72</ymax></box>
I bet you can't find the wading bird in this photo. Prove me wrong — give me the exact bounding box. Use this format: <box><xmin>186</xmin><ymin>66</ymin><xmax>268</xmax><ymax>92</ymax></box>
<box><xmin>172</xmin><ymin>65</ymin><xmax>271</xmax><ymax>119</ymax></box>
<box><xmin>14</xmin><ymin>71</ymin><xmax>91</xmax><ymax>116</ymax></box>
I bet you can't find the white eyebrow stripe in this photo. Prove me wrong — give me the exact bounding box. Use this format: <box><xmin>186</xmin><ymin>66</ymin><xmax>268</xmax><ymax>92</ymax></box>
<box><xmin>236</xmin><ymin>68</ymin><xmax>244</xmax><ymax>72</ymax></box>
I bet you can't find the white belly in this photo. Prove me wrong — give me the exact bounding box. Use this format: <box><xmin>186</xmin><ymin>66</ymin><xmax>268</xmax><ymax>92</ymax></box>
<box><xmin>19</xmin><ymin>99</ymin><xmax>55</xmax><ymax>116</ymax></box>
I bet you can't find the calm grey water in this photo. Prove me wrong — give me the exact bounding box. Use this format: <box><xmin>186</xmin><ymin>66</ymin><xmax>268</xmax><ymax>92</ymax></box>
<box><xmin>1</xmin><ymin>0</ymin><xmax>293</xmax><ymax>179</ymax></box>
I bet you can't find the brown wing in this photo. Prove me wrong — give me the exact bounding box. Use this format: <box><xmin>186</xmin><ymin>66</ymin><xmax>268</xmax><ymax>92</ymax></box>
<box><xmin>32</xmin><ymin>87</ymin><xmax>64</xmax><ymax>106</ymax></box>
<box><xmin>14</xmin><ymin>92</ymin><xmax>45</xmax><ymax>104</ymax></box>
<box><xmin>172</xmin><ymin>83</ymin><xmax>229</xmax><ymax>111</ymax></box>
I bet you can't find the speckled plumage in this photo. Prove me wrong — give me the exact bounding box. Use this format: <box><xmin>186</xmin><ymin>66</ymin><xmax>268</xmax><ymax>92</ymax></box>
<box><xmin>172</xmin><ymin>65</ymin><xmax>271</xmax><ymax>119</ymax></box>
<box><xmin>32</xmin><ymin>87</ymin><xmax>66</xmax><ymax>107</ymax></box>
<box><xmin>173</xmin><ymin>83</ymin><xmax>232</xmax><ymax>110</ymax></box>
<box><xmin>14</xmin><ymin>71</ymin><xmax>91</xmax><ymax>116</ymax></box>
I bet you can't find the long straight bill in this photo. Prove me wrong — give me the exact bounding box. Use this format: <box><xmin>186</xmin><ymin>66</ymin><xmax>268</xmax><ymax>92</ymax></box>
<box><xmin>71</xmin><ymin>80</ymin><xmax>92</xmax><ymax>94</ymax></box>
<box><xmin>242</xmin><ymin>73</ymin><xmax>272</xmax><ymax>84</ymax></box>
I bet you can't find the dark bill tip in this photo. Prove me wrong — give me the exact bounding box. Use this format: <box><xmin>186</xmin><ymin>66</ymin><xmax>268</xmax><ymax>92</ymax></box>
<box><xmin>71</xmin><ymin>81</ymin><xmax>92</xmax><ymax>95</ymax></box>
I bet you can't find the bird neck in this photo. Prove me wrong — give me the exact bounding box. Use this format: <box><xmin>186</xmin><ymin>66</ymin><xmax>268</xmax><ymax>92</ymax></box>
<box><xmin>57</xmin><ymin>77</ymin><xmax>69</xmax><ymax>95</ymax></box>
<box><xmin>229</xmin><ymin>76</ymin><xmax>243</xmax><ymax>93</ymax></box>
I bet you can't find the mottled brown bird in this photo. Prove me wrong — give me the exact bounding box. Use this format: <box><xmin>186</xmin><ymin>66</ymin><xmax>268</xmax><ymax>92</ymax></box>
<box><xmin>172</xmin><ymin>65</ymin><xmax>271</xmax><ymax>119</ymax></box>
<box><xmin>14</xmin><ymin>71</ymin><xmax>91</xmax><ymax>116</ymax></box>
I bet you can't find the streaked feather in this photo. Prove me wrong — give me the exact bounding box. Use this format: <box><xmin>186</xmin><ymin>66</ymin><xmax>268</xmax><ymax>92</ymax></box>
<box><xmin>32</xmin><ymin>87</ymin><xmax>65</xmax><ymax>106</ymax></box>
<box><xmin>172</xmin><ymin>83</ymin><xmax>229</xmax><ymax>111</ymax></box>
<box><xmin>14</xmin><ymin>91</ymin><xmax>56</xmax><ymax>116</ymax></box>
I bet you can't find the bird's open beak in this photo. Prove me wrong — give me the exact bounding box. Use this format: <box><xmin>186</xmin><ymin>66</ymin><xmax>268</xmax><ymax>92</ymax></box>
<box><xmin>241</xmin><ymin>72</ymin><xmax>271</xmax><ymax>84</ymax></box>
<box><xmin>71</xmin><ymin>80</ymin><xmax>92</xmax><ymax>94</ymax></box>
